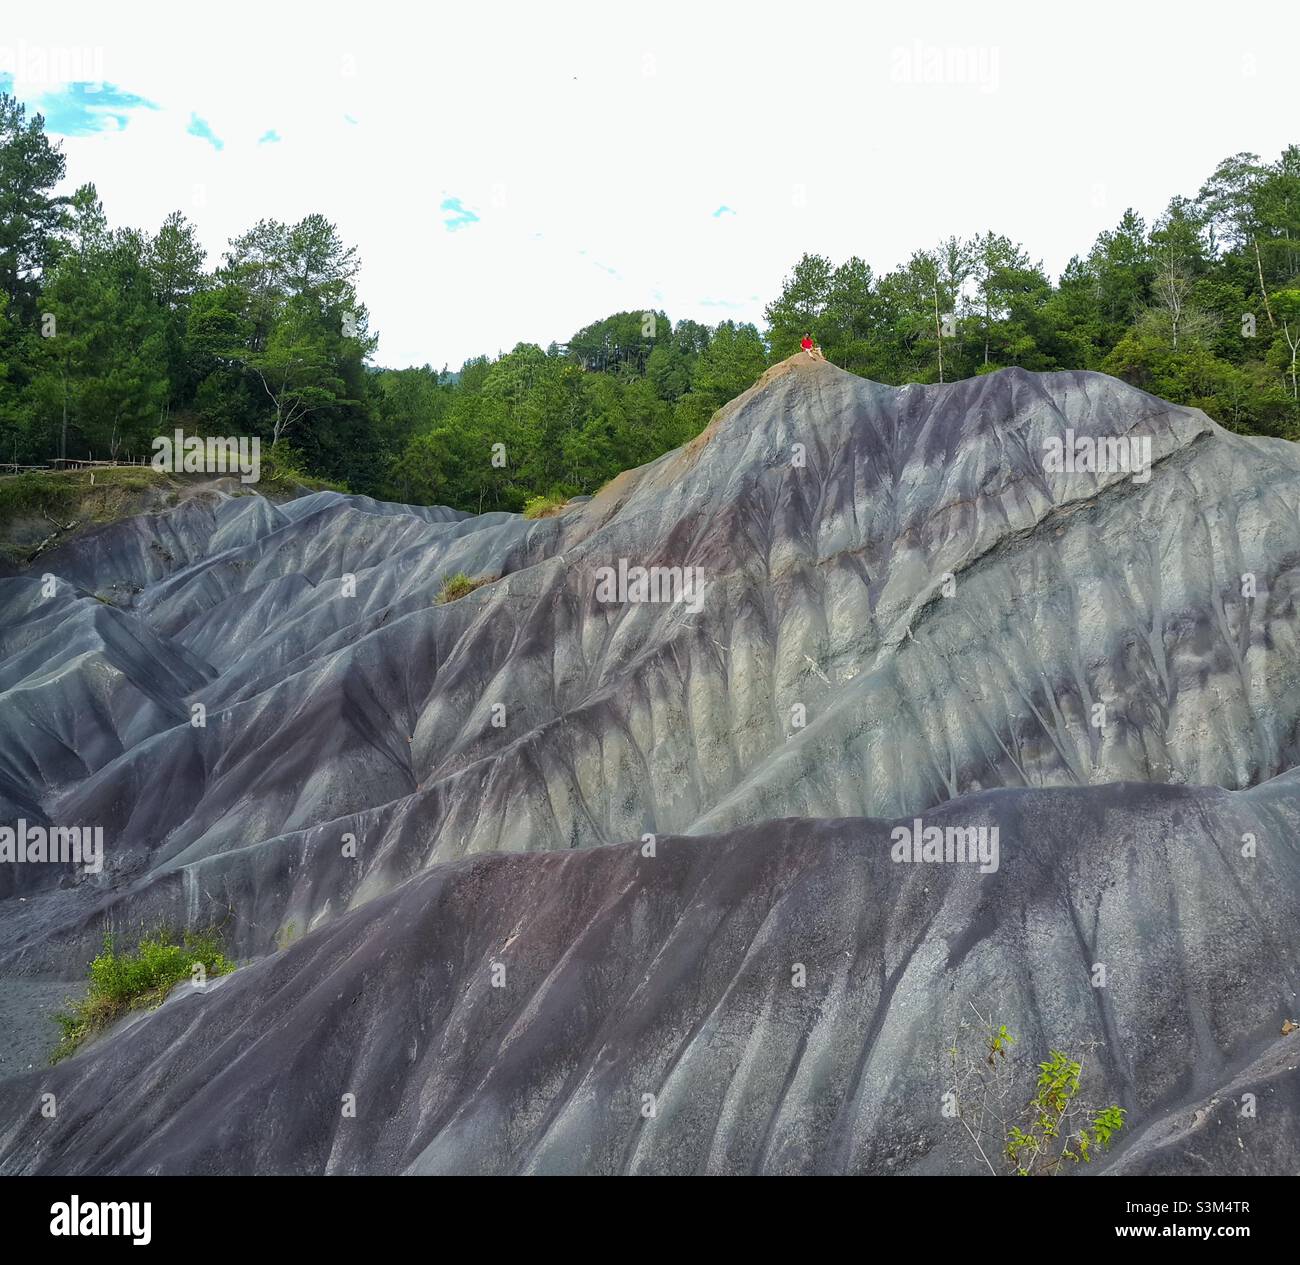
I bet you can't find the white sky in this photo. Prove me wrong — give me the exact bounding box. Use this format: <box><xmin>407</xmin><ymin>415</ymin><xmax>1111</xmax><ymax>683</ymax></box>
<box><xmin>6</xmin><ymin>0</ymin><xmax>1297</xmax><ymax>369</ymax></box>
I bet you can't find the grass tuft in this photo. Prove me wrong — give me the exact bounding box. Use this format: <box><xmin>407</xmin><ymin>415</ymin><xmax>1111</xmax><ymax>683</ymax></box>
<box><xmin>521</xmin><ymin>493</ymin><xmax>568</xmax><ymax>520</ymax></box>
<box><xmin>436</xmin><ymin>571</ymin><xmax>494</xmax><ymax>603</ymax></box>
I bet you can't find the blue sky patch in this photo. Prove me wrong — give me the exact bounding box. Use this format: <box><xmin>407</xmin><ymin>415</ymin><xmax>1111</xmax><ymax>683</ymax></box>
<box><xmin>187</xmin><ymin>112</ymin><xmax>223</xmax><ymax>150</ymax></box>
<box><xmin>30</xmin><ymin>82</ymin><xmax>159</xmax><ymax>136</ymax></box>
<box><xmin>440</xmin><ymin>197</ymin><xmax>480</xmax><ymax>232</ymax></box>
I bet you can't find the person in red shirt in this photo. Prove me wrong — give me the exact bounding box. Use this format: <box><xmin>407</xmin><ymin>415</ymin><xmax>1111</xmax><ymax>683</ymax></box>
<box><xmin>800</xmin><ymin>334</ymin><xmax>823</xmax><ymax>360</ymax></box>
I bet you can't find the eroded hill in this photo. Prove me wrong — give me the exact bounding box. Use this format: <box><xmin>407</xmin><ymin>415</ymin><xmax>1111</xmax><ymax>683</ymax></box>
<box><xmin>1</xmin><ymin>355</ymin><xmax>1297</xmax><ymax>1174</ymax></box>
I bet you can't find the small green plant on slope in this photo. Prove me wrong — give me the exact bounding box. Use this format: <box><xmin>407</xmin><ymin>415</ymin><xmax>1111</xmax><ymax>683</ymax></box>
<box><xmin>521</xmin><ymin>493</ymin><xmax>567</xmax><ymax>520</ymax></box>
<box><xmin>435</xmin><ymin>571</ymin><xmax>494</xmax><ymax>603</ymax></box>
<box><xmin>948</xmin><ymin>1003</ymin><xmax>1126</xmax><ymax>1175</ymax></box>
<box><xmin>52</xmin><ymin>928</ymin><xmax>234</xmax><ymax>1063</ymax></box>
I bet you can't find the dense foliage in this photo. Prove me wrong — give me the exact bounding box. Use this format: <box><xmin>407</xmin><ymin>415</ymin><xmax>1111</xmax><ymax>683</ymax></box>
<box><xmin>2</xmin><ymin>91</ymin><xmax>1297</xmax><ymax>512</ymax></box>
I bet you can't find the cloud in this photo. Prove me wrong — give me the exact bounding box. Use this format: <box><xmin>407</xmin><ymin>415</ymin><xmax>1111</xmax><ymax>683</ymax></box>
<box><xmin>258</xmin><ymin>128</ymin><xmax>281</xmax><ymax>144</ymax></box>
<box><xmin>32</xmin><ymin>82</ymin><xmax>159</xmax><ymax>136</ymax></box>
<box><xmin>440</xmin><ymin>196</ymin><xmax>480</xmax><ymax>232</ymax></box>
<box><xmin>186</xmin><ymin>112</ymin><xmax>223</xmax><ymax>150</ymax></box>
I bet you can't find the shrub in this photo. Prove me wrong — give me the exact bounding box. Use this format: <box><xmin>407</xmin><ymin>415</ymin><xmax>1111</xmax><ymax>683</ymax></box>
<box><xmin>948</xmin><ymin>1006</ymin><xmax>1126</xmax><ymax>1175</ymax></box>
<box><xmin>261</xmin><ymin>442</ymin><xmax>348</xmax><ymax>496</ymax></box>
<box><xmin>52</xmin><ymin>928</ymin><xmax>234</xmax><ymax>1063</ymax></box>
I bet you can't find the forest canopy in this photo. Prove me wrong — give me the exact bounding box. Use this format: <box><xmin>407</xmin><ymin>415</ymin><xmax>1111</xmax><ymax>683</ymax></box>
<box><xmin>2</xmin><ymin>92</ymin><xmax>1297</xmax><ymax>513</ymax></box>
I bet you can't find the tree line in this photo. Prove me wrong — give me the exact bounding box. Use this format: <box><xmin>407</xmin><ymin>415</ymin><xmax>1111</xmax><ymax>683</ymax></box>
<box><xmin>766</xmin><ymin>150</ymin><xmax>1300</xmax><ymax>435</ymax></box>
<box><xmin>1</xmin><ymin>90</ymin><xmax>1297</xmax><ymax>514</ymax></box>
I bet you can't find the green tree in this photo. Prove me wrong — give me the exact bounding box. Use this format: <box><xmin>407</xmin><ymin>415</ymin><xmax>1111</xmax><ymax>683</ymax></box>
<box><xmin>0</xmin><ymin>93</ymin><xmax>69</xmax><ymax>324</ymax></box>
<box><xmin>1198</xmin><ymin>153</ymin><xmax>1280</xmax><ymax>329</ymax></box>
<box><xmin>146</xmin><ymin>210</ymin><xmax>206</xmax><ymax>422</ymax></box>
<box><xmin>969</xmin><ymin>232</ymin><xmax>1049</xmax><ymax>367</ymax></box>
<box><xmin>1086</xmin><ymin>209</ymin><xmax>1153</xmax><ymax>349</ymax></box>
<box><xmin>764</xmin><ymin>253</ymin><xmax>834</xmax><ymax>360</ymax></box>
<box><xmin>245</xmin><ymin>315</ymin><xmax>352</xmax><ymax>447</ymax></box>
<box><xmin>691</xmin><ymin>321</ymin><xmax>768</xmax><ymax>403</ymax></box>
<box><xmin>28</xmin><ymin>187</ymin><xmax>166</xmax><ymax>461</ymax></box>
<box><xmin>1271</xmin><ymin>289</ymin><xmax>1300</xmax><ymax>400</ymax></box>
<box><xmin>880</xmin><ymin>240</ymin><xmax>972</xmax><ymax>383</ymax></box>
